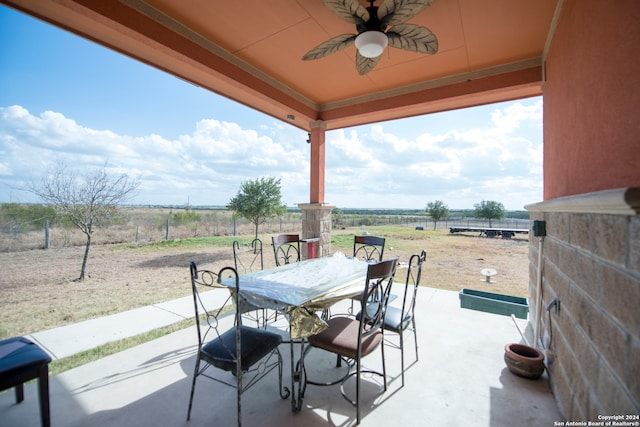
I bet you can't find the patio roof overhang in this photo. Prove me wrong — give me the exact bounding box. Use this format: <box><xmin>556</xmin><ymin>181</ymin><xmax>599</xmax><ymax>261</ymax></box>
<box><xmin>1</xmin><ymin>0</ymin><xmax>558</xmax><ymax>131</ymax></box>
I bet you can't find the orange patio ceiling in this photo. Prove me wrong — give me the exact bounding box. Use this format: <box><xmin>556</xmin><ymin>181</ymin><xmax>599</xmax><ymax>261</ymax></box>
<box><xmin>1</xmin><ymin>0</ymin><xmax>558</xmax><ymax>131</ymax></box>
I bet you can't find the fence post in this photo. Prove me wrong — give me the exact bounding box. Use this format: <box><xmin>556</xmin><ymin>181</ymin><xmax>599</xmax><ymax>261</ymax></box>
<box><xmin>44</xmin><ymin>220</ymin><xmax>50</xmax><ymax>249</ymax></box>
<box><xmin>165</xmin><ymin>218</ymin><xmax>169</xmax><ymax>240</ymax></box>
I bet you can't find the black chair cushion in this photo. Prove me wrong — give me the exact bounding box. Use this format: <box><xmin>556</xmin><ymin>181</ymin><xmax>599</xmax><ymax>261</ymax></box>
<box><xmin>308</xmin><ymin>316</ymin><xmax>382</xmax><ymax>359</ymax></box>
<box><xmin>356</xmin><ymin>304</ymin><xmax>410</xmax><ymax>332</ymax></box>
<box><xmin>201</xmin><ymin>326</ymin><xmax>282</xmax><ymax>373</ymax></box>
<box><xmin>381</xmin><ymin>306</ymin><xmax>412</xmax><ymax>333</ymax></box>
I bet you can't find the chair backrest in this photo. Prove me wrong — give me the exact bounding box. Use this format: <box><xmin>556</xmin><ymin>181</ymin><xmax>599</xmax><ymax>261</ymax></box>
<box><xmin>358</xmin><ymin>257</ymin><xmax>398</xmax><ymax>339</ymax></box>
<box><xmin>233</xmin><ymin>238</ymin><xmax>264</xmax><ymax>274</ymax></box>
<box><xmin>189</xmin><ymin>262</ymin><xmax>242</xmax><ymax>373</ymax></box>
<box><xmin>353</xmin><ymin>235</ymin><xmax>385</xmax><ymax>262</ymax></box>
<box><xmin>400</xmin><ymin>250</ymin><xmax>426</xmax><ymax>319</ymax></box>
<box><xmin>272</xmin><ymin>234</ymin><xmax>301</xmax><ymax>266</ymax></box>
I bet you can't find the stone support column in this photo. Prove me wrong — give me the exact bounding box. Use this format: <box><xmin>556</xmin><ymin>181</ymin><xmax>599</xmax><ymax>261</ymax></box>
<box><xmin>298</xmin><ymin>203</ymin><xmax>334</xmax><ymax>258</ymax></box>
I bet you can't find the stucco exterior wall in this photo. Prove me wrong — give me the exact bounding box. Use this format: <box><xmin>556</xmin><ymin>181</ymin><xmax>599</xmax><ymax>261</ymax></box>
<box><xmin>534</xmin><ymin>0</ymin><xmax>640</xmax><ymax>420</ymax></box>
<box><xmin>543</xmin><ymin>0</ymin><xmax>640</xmax><ymax>200</ymax></box>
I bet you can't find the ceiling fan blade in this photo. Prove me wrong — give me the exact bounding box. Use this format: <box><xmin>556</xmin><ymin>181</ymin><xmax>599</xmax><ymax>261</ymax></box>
<box><xmin>302</xmin><ymin>34</ymin><xmax>357</xmax><ymax>61</ymax></box>
<box><xmin>378</xmin><ymin>0</ymin><xmax>436</xmax><ymax>27</ymax></box>
<box><xmin>387</xmin><ymin>24</ymin><xmax>438</xmax><ymax>54</ymax></box>
<box><xmin>356</xmin><ymin>51</ymin><xmax>382</xmax><ymax>75</ymax></box>
<box><xmin>322</xmin><ymin>0</ymin><xmax>369</xmax><ymax>26</ymax></box>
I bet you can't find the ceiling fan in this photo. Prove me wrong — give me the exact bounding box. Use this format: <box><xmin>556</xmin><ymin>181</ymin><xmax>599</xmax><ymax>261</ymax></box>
<box><xmin>302</xmin><ymin>0</ymin><xmax>438</xmax><ymax>75</ymax></box>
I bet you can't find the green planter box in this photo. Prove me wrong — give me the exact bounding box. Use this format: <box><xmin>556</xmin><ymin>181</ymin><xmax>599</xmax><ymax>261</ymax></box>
<box><xmin>459</xmin><ymin>289</ymin><xmax>529</xmax><ymax>319</ymax></box>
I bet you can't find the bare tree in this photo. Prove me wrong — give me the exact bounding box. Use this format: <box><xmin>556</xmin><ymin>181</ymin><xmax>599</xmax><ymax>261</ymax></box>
<box><xmin>29</xmin><ymin>162</ymin><xmax>139</xmax><ymax>280</ymax></box>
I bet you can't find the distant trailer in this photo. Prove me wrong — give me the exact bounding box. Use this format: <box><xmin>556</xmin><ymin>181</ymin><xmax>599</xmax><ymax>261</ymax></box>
<box><xmin>449</xmin><ymin>226</ymin><xmax>529</xmax><ymax>239</ymax></box>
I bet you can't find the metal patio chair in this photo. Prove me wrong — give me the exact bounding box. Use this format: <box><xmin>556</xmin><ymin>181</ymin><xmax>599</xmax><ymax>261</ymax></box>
<box><xmin>186</xmin><ymin>262</ymin><xmax>289</xmax><ymax>426</ymax></box>
<box><xmin>233</xmin><ymin>238</ymin><xmax>263</xmax><ymax>274</ymax></box>
<box><xmin>272</xmin><ymin>234</ymin><xmax>301</xmax><ymax>266</ymax></box>
<box><xmin>233</xmin><ymin>238</ymin><xmax>277</xmax><ymax>328</ymax></box>
<box><xmin>348</xmin><ymin>235</ymin><xmax>387</xmax><ymax>314</ymax></box>
<box><xmin>353</xmin><ymin>235</ymin><xmax>385</xmax><ymax>262</ymax></box>
<box><xmin>360</xmin><ymin>250</ymin><xmax>426</xmax><ymax>386</ymax></box>
<box><xmin>307</xmin><ymin>257</ymin><xmax>398</xmax><ymax>425</ymax></box>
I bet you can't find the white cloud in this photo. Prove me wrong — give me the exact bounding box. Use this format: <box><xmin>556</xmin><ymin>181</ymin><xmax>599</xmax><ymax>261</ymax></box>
<box><xmin>0</xmin><ymin>99</ymin><xmax>542</xmax><ymax>209</ymax></box>
<box><xmin>325</xmin><ymin>99</ymin><xmax>543</xmax><ymax>209</ymax></box>
<box><xmin>0</xmin><ymin>106</ymin><xmax>309</xmax><ymax>205</ymax></box>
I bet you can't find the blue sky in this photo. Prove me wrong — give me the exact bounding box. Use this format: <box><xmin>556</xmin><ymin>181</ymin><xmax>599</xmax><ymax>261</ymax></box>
<box><xmin>0</xmin><ymin>5</ymin><xmax>542</xmax><ymax>210</ymax></box>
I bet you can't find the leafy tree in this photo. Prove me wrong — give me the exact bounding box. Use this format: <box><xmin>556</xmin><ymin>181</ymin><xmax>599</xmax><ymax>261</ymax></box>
<box><xmin>0</xmin><ymin>203</ymin><xmax>57</xmax><ymax>232</ymax></box>
<box><xmin>426</xmin><ymin>200</ymin><xmax>450</xmax><ymax>230</ymax></box>
<box><xmin>473</xmin><ymin>200</ymin><xmax>505</xmax><ymax>228</ymax></box>
<box><xmin>227</xmin><ymin>177</ymin><xmax>287</xmax><ymax>239</ymax></box>
<box><xmin>28</xmin><ymin>162</ymin><xmax>139</xmax><ymax>280</ymax></box>
<box><xmin>171</xmin><ymin>209</ymin><xmax>201</xmax><ymax>225</ymax></box>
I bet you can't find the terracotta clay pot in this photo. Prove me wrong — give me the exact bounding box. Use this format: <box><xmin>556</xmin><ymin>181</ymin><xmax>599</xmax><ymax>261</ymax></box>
<box><xmin>504</xmin><ymin>343</ymin><xmax>545</xmax><ymax>379</ymax></box>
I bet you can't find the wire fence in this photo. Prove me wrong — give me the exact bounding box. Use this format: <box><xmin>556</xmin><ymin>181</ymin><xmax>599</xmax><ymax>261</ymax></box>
<box><xmin>0</xmin><ymin>206</ymin><xmax>531</xmax><ymax>253</ymax></box>
<box><xmin>335</xmin><ymin>215</ymin><xmax>530</xmax><ymax>231</ymax></box>
<box><xmin>0</xmin><ymin>208</ymin><xmax>296</xmax><ymax>252</ymax></box>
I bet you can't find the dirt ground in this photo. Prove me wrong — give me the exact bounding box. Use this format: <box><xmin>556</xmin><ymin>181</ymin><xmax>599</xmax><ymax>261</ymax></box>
<box><xmin>0</xmin><ymin>230</ymin><xmax>531</xmax><ymax>339</ymax></box>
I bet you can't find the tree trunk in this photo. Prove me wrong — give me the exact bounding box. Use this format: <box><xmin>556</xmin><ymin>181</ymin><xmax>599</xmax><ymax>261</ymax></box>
<box><xmin>79</xmin><ymin>233</ymin><xmax>92</xmax><ymax>281</ymax></box>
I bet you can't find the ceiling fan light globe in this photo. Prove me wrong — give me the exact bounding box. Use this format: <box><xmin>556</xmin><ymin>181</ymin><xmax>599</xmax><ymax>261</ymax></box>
<box><xmin>355</xmin><ymin>31</ymin><xmax>388</xmax><ymax>58</ymax></box>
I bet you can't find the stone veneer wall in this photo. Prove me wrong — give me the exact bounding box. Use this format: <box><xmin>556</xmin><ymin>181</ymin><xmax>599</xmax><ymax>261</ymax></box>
<box><xmin>526</xmin><ymin>188</ymin><xmax>640</xmax><ymax>420</ymax></box>
<box><xmin>299</xmin><ymin>203</ymin><xmax>333</xmax><ymax>258</ymax></box>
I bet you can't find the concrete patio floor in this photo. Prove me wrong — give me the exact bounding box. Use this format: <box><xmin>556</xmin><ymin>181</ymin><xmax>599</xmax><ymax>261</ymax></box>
<box><xmin>0</xmin><ymin>288</ymin><xmax>562</xmax><ymax>427</ymax></box>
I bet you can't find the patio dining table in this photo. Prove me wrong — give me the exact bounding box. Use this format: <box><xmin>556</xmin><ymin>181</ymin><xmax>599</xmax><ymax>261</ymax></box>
<box><xmin>220</xmin><ymin>254</ymin><xmax>369</xmax><ymax>412</ymax></box>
